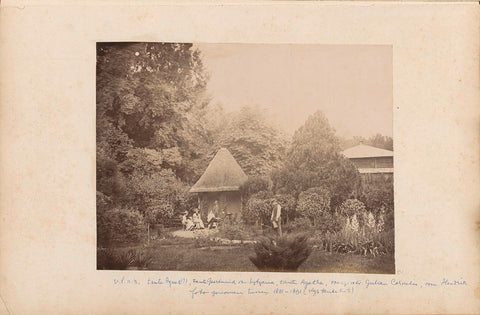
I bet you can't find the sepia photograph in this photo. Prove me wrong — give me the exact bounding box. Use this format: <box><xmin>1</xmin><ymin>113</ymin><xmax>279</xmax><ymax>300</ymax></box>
<box><xmin>2</xmin><ymin>1</ymin><xmax>480</xmax><ymax>313</ymax></box>
<box><xmin>96</xmin><ymin>42</ymin><xmax>394</xmax><ymax>273</ymax></box>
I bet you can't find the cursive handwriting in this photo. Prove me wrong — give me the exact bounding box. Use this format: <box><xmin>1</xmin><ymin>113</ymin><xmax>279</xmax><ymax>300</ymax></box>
<box><xmin>112</xmin><ymin>276</ymin><xmax>469</xmax><ymax>299</ymax></box>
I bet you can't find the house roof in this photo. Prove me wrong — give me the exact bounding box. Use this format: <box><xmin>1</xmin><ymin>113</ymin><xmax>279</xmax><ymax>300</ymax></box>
<box><xmin>189</xmin><ymin>148</ymin><xmax>248</xmax><ymax>193</ymax></box>
<box><xmin>342</xmin><ymin>144</ymin><xmax>393</xmax><ymax>159</ymax></box>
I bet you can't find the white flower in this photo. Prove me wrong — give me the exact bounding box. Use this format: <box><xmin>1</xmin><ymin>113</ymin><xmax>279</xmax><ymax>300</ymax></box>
<box><xmin>344</xmin><ymin>217</ymin><xmax>352</xmax><ymax>232</ymax></box>
<box><xmin>351</xmin><ymin>214</ymin><xmax>359</xmax><ymax>232</ymax></box>
<box><xmin>367</xmin><ymin>212</ymin><xmax>376</xmax><ymax>229</ymax></box>
<box><xmin>377</xmin><ymin>214</ymin><xmax>385</xmax><ymax>233</ymax></box>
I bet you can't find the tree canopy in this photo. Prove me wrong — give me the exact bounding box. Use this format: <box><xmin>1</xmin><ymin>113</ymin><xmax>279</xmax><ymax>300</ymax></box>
<box><xmin>274</xmin><ymin>110</ymin><xmax>360</xmax><ymax>209</ymax></box>
<box><xmin>216</xmin><ymin>106</ymin><xmax>287</xmax><ymax>176</ymax></box>
<box><xmin>340</xmin><ymin>133</ymin><xmax>393</xmax><ymax>151</ymax></box>
<box><xmin>97</xmin><ymin>42</ymin><xmax>211</xmax><ymax>182</ymax></box>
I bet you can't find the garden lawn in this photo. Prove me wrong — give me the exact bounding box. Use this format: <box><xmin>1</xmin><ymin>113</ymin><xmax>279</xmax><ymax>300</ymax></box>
<box><xmin>140</xmin><ymin>242</ymin><xmax>394</xmax><ymax>274</ymax></box>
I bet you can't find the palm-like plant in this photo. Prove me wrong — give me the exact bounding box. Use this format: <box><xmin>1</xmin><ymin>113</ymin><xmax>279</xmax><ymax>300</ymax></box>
<box><xmin>249</xmin><ymin>234</ymin><xmax>312</xmax><ymax>271</ymax></box>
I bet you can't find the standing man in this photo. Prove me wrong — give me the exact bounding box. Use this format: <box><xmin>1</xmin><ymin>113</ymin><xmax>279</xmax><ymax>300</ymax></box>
<box><xmin>271</xmin><ymin>200</ymin><xmax>282</xmax><ymax>237</ymax></box>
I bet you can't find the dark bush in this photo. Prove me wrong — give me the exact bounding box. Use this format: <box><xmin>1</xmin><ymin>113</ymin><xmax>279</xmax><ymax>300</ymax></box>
<box><xmin>338</xmin><ymin>199</ymin><xmax>366</xmax><ymax>217</ymax></box>
<box><xmin>296</xmin><ymin>187</ymin><xmax>330</xmax><ymax>226</ymax></box>
<box><xmin>359</xmin><ymin>188</ymin><xmax>393</xmax><ymax>218</ymax></box>
<box><xmin>97</xmin><ymin>207</ymin><xmax>145</xmax><ymax>247</ymax></box>
<box><xmin>249</xmin><ymin>234</ymin><xmax>312</xmax><ymax>271</ymax></box>
<box><xmin>97</xmin><ymin>249</ymin><xmax>133</xmax><ymax>270</ymax></box>
<box><xmin>96</xmin><ymin>191</ymin><xmax>112</xmax><ymax>211</ymax></box>
<box><xmin>242</xmin><ymin>192</ymin><xmax>275</xmax><ymax>225</ymax></box>
<box><xmin>97</xmin><ymin>248</ymin><xmax>153</xmax><ymax>270</ymax></box>
<box><xmin>240</xmin><ymin>176</ymin><xmax>273</xmax><ymax>199</ymax></box>
<box><xmin>274</xmin><ymin>193</ymin><xmax>296</xmax><ymax>224</ymax></box>
<box><xmin>218</xmin><ymin>222</ymin><xmax>248</xmax><ymax>241</ymax></box>
<box><xmin>316</xmin><ymin>211</ymin><xmax>344</xmax><ymax>234</ymax></box>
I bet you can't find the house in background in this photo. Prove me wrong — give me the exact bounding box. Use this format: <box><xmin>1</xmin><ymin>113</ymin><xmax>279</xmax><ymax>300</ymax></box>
<box><xmin>342</xmin><ymin>143</ymin><xmax>393</xmax><ymax>184</ymax></box>
<box><xmin>190</xmin><ymin>148</ymin><xmax>248</xmax><ymax>220</ymax></box>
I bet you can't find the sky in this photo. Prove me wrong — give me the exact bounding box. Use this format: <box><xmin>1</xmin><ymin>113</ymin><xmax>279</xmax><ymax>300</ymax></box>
<box><xmin>195</xmin><ymin>43</ymin><xmax>392</xmax><ymax>138</ymax></box>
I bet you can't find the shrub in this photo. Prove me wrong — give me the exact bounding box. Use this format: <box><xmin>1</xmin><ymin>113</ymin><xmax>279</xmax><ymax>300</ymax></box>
<box><xmin>271</xmin><ymin>110</ymin><xmax>361</xmax><ymax>209</ymax></box>
<box><xmin>383</xmin><ymin>208</ymin><xmax>395</xmax><ymax>231</ymax></box>
<box><xmin>96</xmin><ymin>157</ymin><xmax>128</xmax><ymax>204</ymax></box>
<box><xmin>359</xmin><ymin>188</ymin><xmax>393</xmax><ymax>218</ymax></box>
<box><xmin>97</xmin><ymin>248</ymin><xmax>153</xmax><ymax>270</ymax></box>
<box><xmin>242</xmin><ymin>192</ymin><xmax>275</xmax><ymax>225</ymax></box>
<box><xmin>131</xmin><ymin>249</ymin><xmax>154</xmax><ymax>269</ymax></box>
<box><xmin>96</xmin><ymin>191</ymin><xmax>112</xmax><ymax>211</ymax></box>
<box><xmin>296</xmin><ymin>187</ymin><xmax>330</xmax><ymax>226</ymax></box>
<box><xmin>318</xmin><ymin>221</ymin><xmax>394</xmax><ymax>257</ymax></box>
<box><xmin>358</xmin><ymin>181</ymin><xmax>394</xmax><ymax>231</ymax></box>
<box><xmin>218</xmin><ymin>222</ymin><xmax>248</xmax><ymax>241</ymax></box>
<box><xmin>97</xmin><ymin>249</ymin><xmax>132</xmax><ymax>270</ymax></box>
<box><xmin>374</xmin><ymin>229</ymin><xmax>395</xmax><ymax>254</ymax></box>
<box><xmin>316</xmin><ymin>211</ymin><xmax>344</xmax><ymax>234</ymax></box>
<box><xmin>284</xmin><ymin>217</ymin><xmax>313</xmax><ymax>233</ymax></box>
<box><xmin>338</xmin><ymin>199</ymin><xmax>366</xmax><ymax>218</ymax></box>
<box><xmin>249</xmin><ymin>234</ymin><xmax>312</xmax><ymax>271</ymax></box>
<box><xmin>97</xmin><ymin>207</ymin><xmax>145</xmax><ymax>246</ymax></box>
<box><xmin>274</xmin><ymin>193</ymin><xmax>296</xmax><ymax>224</ymax></box>
<box><xmin>126</xmin><ymin>169</ymin><xmax>188</xmax><ymax>225</ymax></box>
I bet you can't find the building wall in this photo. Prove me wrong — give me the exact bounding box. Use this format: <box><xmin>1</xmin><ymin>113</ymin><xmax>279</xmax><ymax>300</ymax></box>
<box><xmin>351</xmin><ymin>157</ymin><xmax>375</xmax><ymax>168</ymax></box>
<box><xmin>375</xmin><ymin>157</ymin><xmax>394</xmax><ymax>168</ymax></box>
<box><xmin>350</xmin><ymin>156</ymin><xmax>393</xmax><ymax>168</ymax></box>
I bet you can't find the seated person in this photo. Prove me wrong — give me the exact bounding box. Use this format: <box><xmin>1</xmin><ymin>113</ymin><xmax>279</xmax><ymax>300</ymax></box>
<box><xmin>185</xmin><ymin>216</ymin><xmax>195</xmax><ymax>231</ymax></box>
<box><xmin>192</xmin><ymin>208</ymin><xmax>205</xmax><ymax>229</ymax></box>
<box><xmin>207</xmin><ymin>209</ymin><xmax>219</xmax><ymax>229</ymax></box>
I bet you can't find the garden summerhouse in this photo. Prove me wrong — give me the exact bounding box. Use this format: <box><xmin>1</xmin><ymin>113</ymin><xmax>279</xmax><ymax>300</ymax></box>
<box><xmin>189</xmin><ymin>148</ymin><xmax>248</xmax><ymax>221</ymax></box>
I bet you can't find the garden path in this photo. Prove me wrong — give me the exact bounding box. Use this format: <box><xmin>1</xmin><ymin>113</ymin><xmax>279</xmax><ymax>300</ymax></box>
<box><xmin>171</xmin><ymin>229</ymin><xmax>219</xmax><ymax>238</ymax></box>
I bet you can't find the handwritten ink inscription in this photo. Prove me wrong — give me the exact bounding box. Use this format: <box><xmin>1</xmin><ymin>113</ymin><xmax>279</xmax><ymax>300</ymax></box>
<box><xmin>112</xmin><ymin>276</ymin><xmax>468</xmax><ymax>299</ymax></box>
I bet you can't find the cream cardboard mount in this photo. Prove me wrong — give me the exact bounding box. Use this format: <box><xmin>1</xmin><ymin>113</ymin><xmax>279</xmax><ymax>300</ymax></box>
<box><xmin>0</xmin><ymin>1</ymin><xmax>479</xmax><ymax>314</ymax></box>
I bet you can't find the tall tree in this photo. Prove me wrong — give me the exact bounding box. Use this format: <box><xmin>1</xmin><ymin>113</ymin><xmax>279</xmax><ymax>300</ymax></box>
<box><xmin>275</xmin><ymin>110</ymin><xmax>360</xmax><ymax>209</ymax></box>
<box><xmin>215</xmin><ymin>106</ymin><xmax>288</xmax><ymax>176</ymax></box>
<box><xmin>367</xmin><ymin>133</ymin><xmax>393</xmax><ymax>151</ymax></box>
<box><xmin>96</xmin><ymin>42</ymin><xmax>212</xmax><ymax>183</ymax></box>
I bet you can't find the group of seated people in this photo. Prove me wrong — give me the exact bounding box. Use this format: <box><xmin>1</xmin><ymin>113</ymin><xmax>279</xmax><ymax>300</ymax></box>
<box><xmin>181</xmin><ymin>205</ymin><xmax>221</xmax><ymax>231</ymax></box>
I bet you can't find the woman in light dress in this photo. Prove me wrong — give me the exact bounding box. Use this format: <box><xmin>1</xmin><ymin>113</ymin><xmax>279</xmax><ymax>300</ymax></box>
<box><xmin>182</xmin><ymin>211</ymin><xmax>195</xmax><ymax>231</ymax></box>
<box><xmin>192</xmin><ymin>208</ymin><xmax>205</xmax><ymax>229</ymax></box>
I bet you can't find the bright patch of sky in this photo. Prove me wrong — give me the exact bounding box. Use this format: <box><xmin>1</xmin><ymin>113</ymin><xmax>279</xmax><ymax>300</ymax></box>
<box><xmin>195</xmin><ymin>43</ymin><xmax>392</xmax><ymax>138</ymax></box>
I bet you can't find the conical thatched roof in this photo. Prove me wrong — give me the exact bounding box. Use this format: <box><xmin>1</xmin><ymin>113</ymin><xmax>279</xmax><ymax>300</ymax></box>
<box><xmin>190</xmin><ymin>148</ymin><xmax>248</xmax><ymax>193</ymax></box>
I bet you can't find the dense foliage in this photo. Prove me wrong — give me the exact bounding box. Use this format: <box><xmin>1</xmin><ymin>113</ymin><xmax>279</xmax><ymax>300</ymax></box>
<box><xmin>240</xmin><ymin>176</ymin><xmax>273</xmax><ymax>200</ymax></box>
<box><xmin>273</xmin><ymin>193</ymin><xmax>296</xmax><ymax>224</ymax></box>
<box><xmin>338</xmin><ymin>199</ymin><xmax>366</xmax><ymax>218</ymax></box>
<box><xmin>249</xmin><ymin>234</ymin><xmax>312</xmax><ymax>271</ymax></box>
<box><xmin>296</xmin><ymin>187</ymin><xmax>331</xmax><ymax>226</ymax></box>
<box><xmin>97</xmin><ymin>207</ymin><xmax>145</xmax><ymax>246</ymax></box>
<box><xmin>216</xmin><ymin>107</ymin><xmax>287</xmax><ymax>176</ymax></box>
<box><xmin>273</xmin><ymin>111</ymin><xmax>360</xmax><ymax>209</ymax></box>
<box><xmin>242</xmin><ymin>191</ymin><xmax>275</xmax><ymax>226</ymax></box>
<box><xmin>340</xmin><ymin>133</ymin><xmax>393</xmax><ymax>151</ymax></box>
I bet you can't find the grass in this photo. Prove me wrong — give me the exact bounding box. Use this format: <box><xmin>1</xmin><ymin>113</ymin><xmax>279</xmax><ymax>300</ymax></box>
<box><xmin>99</xmin><ymin>240</ymin><xmax>394</xmax><ymax>274</ymax></box>
<box><xmin>147</xmin><ymin>245</ymin><xmax>257</xmax><ymax>271</ymax></box>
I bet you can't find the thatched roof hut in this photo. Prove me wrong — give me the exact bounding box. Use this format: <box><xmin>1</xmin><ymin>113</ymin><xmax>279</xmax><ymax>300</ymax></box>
<box><xmin>190</xmin><ymin>148</ymin><xmax>248</xmax><ymax>220</ymax></box>
<box><xmin>190</xmin><ymin>148</ymin><xmax>248</xmax><ymax>193</ymax></box>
